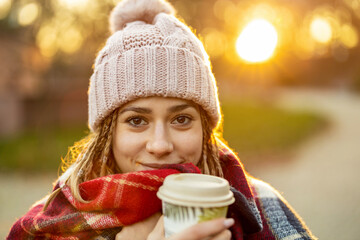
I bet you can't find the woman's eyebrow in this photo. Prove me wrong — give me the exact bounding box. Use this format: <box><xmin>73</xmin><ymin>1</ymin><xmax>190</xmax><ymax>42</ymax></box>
<box><xmin>168</xmin><ymin>104</ymin><xmax>194</xmax><ymax>113</ymax></box>
<box><xmin>119</xmin><ymin>104</ymin><xmax>194</xmax><ymax>114</ymax></box>
<box><xmin>119</xmin><ymin>107</ymin><xmax>152</xmax><ymax>114</ymax></box>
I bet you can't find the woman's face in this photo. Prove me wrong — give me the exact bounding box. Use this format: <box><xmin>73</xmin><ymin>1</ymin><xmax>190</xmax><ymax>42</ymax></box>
<box><xmin>112</xmin><ymin>97</ymin><xmax>203</xmax><ymax>173</ymax></box>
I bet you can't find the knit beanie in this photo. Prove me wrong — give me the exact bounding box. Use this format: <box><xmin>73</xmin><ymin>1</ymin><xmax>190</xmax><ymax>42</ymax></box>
<box><xmin>88</xmin><ymin>0</ymin><xmax>221</xmax><ymax>132</ymax></box>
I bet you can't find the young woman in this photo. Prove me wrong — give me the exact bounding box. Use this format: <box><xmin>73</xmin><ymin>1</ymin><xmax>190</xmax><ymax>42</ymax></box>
<box><xmin>7</xmin><ymin>0</ymin><xmax>317</xmax><ymax>239</ymax></box>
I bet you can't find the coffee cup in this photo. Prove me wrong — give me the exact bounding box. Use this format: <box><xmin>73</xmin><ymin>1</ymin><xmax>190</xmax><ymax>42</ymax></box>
<box><xmin>157</xmin><ymin>173</ymin><xmax>234</xmax><ymax>237</ymax></box>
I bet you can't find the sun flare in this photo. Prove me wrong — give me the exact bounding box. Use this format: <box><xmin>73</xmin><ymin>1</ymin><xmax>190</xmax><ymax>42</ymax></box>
<box><xmin>236</xmin><ymin>19</ymin><xmax>278</xmax><ymax>63</ymax></box>
<box><xmin>310</xmin><ymin>17</ymin><xmax>332</xmax><ymax>44</ymax></box>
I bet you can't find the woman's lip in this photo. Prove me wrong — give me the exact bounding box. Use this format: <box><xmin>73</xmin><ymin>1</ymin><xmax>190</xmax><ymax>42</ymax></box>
<box><xmin>137</xmin><ymin>161</ymin><xmax>185</xmax><ymax>169</ymax></box>
<box><xmin>138</xmin><ymin>163</ymin><xmax>163</xmax><ymax>169</ymax></box>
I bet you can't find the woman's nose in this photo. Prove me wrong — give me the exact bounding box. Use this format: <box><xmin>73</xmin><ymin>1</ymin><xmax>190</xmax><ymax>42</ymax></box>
<box><xmin>146</xmin><ymin>123</ymin><xmax>173</xmax><ymax>158</ymax></box>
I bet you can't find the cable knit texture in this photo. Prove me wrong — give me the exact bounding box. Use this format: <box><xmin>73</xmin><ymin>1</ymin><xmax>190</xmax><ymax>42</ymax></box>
<box><xmin>88</xmin><ymin>0</ymin><xmax>221</xmax><ymax>131</ymax></box>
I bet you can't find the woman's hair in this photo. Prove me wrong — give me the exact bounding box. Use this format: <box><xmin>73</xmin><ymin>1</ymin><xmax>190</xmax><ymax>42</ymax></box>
<box><xmin>55</xmin><ymin>105</ymin><xmax>225</xmax><ymax>204</ymax></box>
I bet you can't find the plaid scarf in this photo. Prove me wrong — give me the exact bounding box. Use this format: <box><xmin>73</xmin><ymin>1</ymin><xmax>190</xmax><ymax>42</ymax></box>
<box><xmin>7</xmin><ymin>148</ymin><xmax>316</xmax><ymax>240</ymax></box>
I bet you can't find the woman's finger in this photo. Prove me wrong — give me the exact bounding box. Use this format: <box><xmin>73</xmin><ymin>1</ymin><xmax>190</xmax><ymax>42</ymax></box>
<box><xmin>171</xmin><ymin>218</ymin><xmax>234</xmax><ymax>240</ymax></box>
<box><xmin>210</xmin><ymin>229</ymin><xmax>232</xmax><ymax>240</ymax></box>
<box><xmin>147</xmin><ymin>215</ymin><xmax>165</xmax><ymax>240</ymax></box>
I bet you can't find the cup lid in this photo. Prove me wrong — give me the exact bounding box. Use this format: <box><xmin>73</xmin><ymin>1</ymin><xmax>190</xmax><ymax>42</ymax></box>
<box><xmin>157</xmin><ymin>173</ymin><xmax>234</xmax><ymax>207</ymax></box>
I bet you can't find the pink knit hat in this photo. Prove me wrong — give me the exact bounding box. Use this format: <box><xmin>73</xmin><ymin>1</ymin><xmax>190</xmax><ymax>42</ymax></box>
<box><xmin>88</xmin><ymin>0</ymin><xmax>221</xmax><ymax>132</ymax></box>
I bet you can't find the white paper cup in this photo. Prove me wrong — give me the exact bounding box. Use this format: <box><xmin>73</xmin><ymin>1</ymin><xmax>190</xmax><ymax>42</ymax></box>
<box><xmin>157</xmin><ymin>174</ymin><xmax>234</xmax><ymax>237</ymax></box>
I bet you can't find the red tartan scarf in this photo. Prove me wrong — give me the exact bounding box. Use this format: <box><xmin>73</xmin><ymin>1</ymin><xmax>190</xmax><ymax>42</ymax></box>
<box><xmin>7</xmin><ymin>149</ymin><xmax>263</xmax><ymax>240</ymax></box>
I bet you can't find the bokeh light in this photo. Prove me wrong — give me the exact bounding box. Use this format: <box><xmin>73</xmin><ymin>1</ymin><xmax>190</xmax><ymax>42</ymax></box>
<box><xmin>344</xmin><ymin>0</ymin><xmax>360</xmax><ymax>18</ymax></box>
<box><xmin>36</xmin><ymin>21</ymin><xmax>84</xmax><ymax>57</ymax></box>
<box><xmin>36</xmin><ymin>23</ymin><xmax>58</xmax><ymax>57</ymax></box>
<box><xmin>213</xmin><ymin>0</ymin><xmax>237</xmax><ymax>26</ymax></box>
<box><xmin>1</xmin><ymin>0</ymin><xmax>360</xmax><ymax>87</ymax></box>
<box><xmin>58</xmin><ymin>26</ymin><xmax>83</xmax><ymax>54</ymax></box>
<box><xmin>310</xmin><ymin>17</ymin><xmax>333</xmax><ymax>44</ymax></box>
<box><xmin>18</xmin><ymin>2</ymin><xmax>40</xmax><ymax>26</ymax></box>
<box><xmin>340</xmin><ymin>24</ymin><xmax>358</xmax><ymax>48</ymax></box>
<box><xmin>202</xmin><ymin>28</ymin><xmax>227</xmax><ymax>58</ymax></box>
<box><xmin>57</xmin><ymin>0</ymin><xmax>89</xmax><ymax>10</ymax></box>
<box><xmin>250</xmin><ymin>3</ymin><xmax>277</xmax><ymax>21</ymax></box>
<box><xmin>0</xmin><ymin>0</ymin><xmax>11</xmax><ymax>19</ymax></box>
<box><xmin>236</xmin><ymin>19</ymin><xmax>278</xmax><ymax>63</ymax></box>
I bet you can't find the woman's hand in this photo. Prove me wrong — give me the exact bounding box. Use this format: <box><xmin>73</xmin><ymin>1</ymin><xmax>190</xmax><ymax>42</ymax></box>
<box><xmin>148</xmin><ymin>216</ymin><xmax>234</xmax><ymax>240</ymax></box>
<box><xmin>115</xmin><ymin>212</ymin><xmax>162</xmax><ymax>240</ymax></box>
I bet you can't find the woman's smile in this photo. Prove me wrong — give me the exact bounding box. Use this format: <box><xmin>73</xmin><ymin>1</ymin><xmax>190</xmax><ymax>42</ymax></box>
<box><xmin>135</xmin><ymin>161</ymin><xmax>186</xmax><ymax>170</ymax></box>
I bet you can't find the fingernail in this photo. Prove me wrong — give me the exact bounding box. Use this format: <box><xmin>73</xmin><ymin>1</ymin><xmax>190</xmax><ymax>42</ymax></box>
<box><xmin>223</xmin><ymin>218</ymin><xmax>234</xmax><ymax>228</ymax></box>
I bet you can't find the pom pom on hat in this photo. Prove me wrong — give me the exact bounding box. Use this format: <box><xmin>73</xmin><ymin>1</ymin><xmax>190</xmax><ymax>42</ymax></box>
<box><xmin>110</xmin><ymin>0</ymin><xmax>176</xmax><ymax>33</ymax></box>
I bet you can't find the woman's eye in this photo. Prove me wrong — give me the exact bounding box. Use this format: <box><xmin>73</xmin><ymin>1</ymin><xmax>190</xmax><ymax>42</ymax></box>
<box><xmin>172</xmin><ymin>116</ymin><xmax>191</xmax><ymax>125</ymax></box>
<box><xmin>127</xmin><ymin>117</ymin><xmax>147</xmax><ymax>126</ymax></box>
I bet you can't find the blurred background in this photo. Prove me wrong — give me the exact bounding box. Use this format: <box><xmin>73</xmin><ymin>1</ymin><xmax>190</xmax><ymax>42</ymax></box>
<box><xmin>0</xmin><ymin>0</ymin><xmax>360</xmax><ymax>239</ymax></box>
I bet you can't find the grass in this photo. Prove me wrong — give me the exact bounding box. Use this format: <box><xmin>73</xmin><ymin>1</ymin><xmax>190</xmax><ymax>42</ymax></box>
<box><xmin>0</xmin><ymin>125</ymin><xmax>89</xmax><ymax>173</ymax></box>
<box><xmin>0</xmin><ymin>99</ymin><xmax>327</xmax><ymax>173</ymax></box>
<box><xmin>221</xmin><ymin>99</ymin><xmax>328</xmax><ymax>168</ymax></box>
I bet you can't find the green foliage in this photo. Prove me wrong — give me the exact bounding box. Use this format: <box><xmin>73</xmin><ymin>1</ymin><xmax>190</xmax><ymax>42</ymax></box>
<box><xmin>353</xmin><ymin>75</ymin><xmax>360</xmax><ymax>93</ymax></box>
<box><xmin>0</xmin><ymin>125</ymin><xmax>88</xmax><ymax>173</ymax></box>
<box><xmin>221</xmin><ymin>99</ymin><xmax>327</xmax><ymax>165</ymax></box>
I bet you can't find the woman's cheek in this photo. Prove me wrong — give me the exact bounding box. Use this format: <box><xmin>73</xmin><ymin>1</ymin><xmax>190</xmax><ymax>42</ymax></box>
<box><xmin>113</xmin><ymin>130</ymin><xmax>142</xmax><ymax>159</ymax></box>
<box><xmin>174</xmin><ymin>130</ymin><xmax>203</xmax><ymax>163</ymax></box>
<box><xmin>116</xmin><ymin>132</ymin><xmax>144</xmax><ymax>154</ymax></box>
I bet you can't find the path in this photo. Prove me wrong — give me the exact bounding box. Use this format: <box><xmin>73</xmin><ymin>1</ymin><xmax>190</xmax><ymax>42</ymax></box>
<box><xmin>250</xmin><ymin>88</ymin><xmax>360</xmax><ymax>240</ymax></box>
<box><xmin>0</xmin><ymin>173</ymin><xmax>57</xmax><ymax>239</ymax></box>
